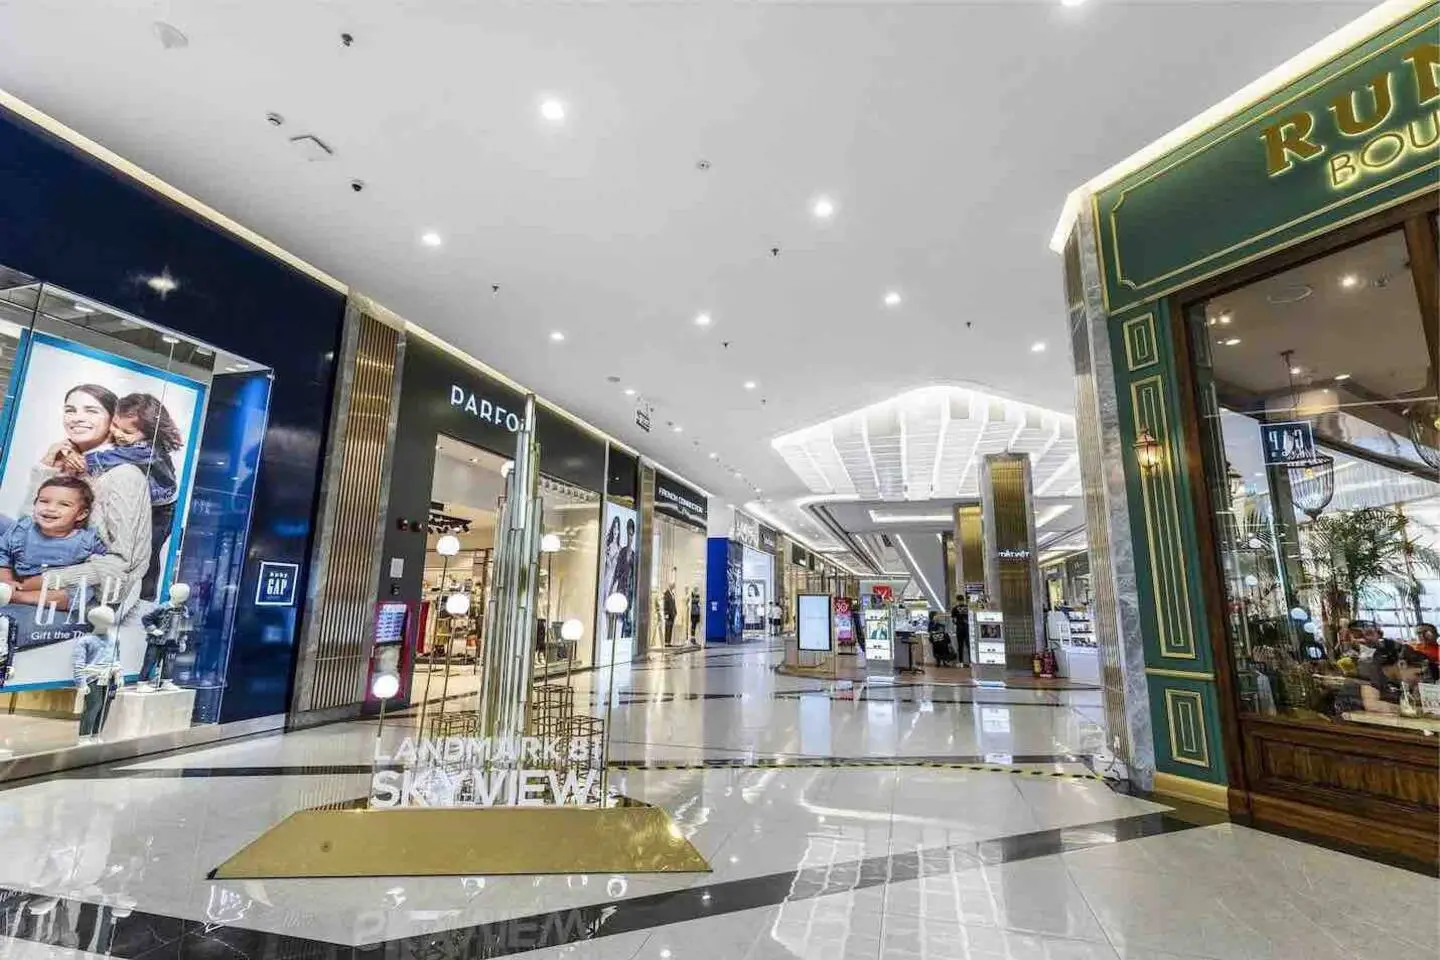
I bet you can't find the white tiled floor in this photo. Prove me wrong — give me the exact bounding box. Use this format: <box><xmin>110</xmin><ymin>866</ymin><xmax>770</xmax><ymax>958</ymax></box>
<box><xmin>0</xmin><ymin>643</ymin><xmax>1433</xmax><ymax>959</ymax></box>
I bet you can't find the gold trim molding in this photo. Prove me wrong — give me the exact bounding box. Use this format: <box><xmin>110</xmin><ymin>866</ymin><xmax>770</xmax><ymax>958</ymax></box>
<box><xmin>1153</xmin><ymin>772</ymin><xmax>1230</xmax><ymax>810</ymax></box>
<box><xmin>1121</xmin><ymin>313</ymin><xmax>1159</xmax><ymax>371</ymax></box>
<box><xmin>1164</xmin><ymin>689</ymin><xmax>1212</xmax><ymax>768</ymax></box>
<box><xmin>1145</xmin><ymin>667</ymin><xmax>1216</xmax><ymax>681</ymax></box>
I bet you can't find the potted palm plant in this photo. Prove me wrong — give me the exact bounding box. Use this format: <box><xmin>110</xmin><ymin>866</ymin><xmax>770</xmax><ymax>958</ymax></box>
<box><xmin>1304</xmin><ymin>506</ymin><xmax>1440</xmax><ymax>628</ymax></box>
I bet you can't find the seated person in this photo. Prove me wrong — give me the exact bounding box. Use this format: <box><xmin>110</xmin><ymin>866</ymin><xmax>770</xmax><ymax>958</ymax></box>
<box><xmin>1355</xmin><ymin>640</ymin><xmax>1430</xmax><ymax>714</ymax></box>
<box><xmin>0</xmin><ymin>476</ymin><xmax>107</xmax><ymax>606</ymax></box>
<box><xmin>1408</xmin><ymin>623</ymin><xmax>1439</xmax><ymax>664</ymax></box>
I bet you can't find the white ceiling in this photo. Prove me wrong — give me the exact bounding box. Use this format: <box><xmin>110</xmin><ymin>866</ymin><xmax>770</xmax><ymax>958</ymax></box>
<box><xmin>0</xmin><ymin>0</ymin><xmax>1373</xmax><ymax>520</ymax></box>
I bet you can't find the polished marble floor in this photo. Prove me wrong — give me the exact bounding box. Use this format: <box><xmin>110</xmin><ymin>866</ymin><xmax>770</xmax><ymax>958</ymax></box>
<box><xmin>0</xmin><ymin>642</ymin><xmax>1433</xmax><ymax>959</ymax></box>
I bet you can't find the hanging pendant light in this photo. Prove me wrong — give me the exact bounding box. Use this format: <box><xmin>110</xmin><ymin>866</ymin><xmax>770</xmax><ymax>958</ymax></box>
<box><xmin>1289</xmin><ymin>453</ymin><xmax>1335</xmax><ymax>520</ymax></box>
<box><xmin>1276</xmin><ymin>348</ymin><xmax>1334</xmax><ymax>520</ymax></box>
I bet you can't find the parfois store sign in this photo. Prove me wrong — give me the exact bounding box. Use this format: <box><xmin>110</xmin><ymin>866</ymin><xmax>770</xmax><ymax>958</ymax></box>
<box><xmin>1095</xmin><ymin>9</ymin><xmax>1438</xmax><ymax>313</ymax></box>
<box><xmin>449</xmin><ymin>384</ymin><xmax>522</xmax><ymax>433</ymax></box>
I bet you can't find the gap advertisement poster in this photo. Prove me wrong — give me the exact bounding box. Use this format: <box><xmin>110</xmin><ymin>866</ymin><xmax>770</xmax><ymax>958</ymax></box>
<box><xmin>598</xmin><ymin>500</ymin><xmax>638</xmax><ymax>651</ymax></box>
<box><xmin>0</xmin><ymin>333</ymin><xmax>204</xmax><ymax>690</ymax></box>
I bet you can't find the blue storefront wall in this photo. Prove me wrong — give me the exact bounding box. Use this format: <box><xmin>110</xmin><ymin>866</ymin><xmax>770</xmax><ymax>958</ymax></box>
<box><xmin>705</xmin><ymin>537</ymin><xmax>743</xmax><ymax>643</ymax></box>
<box><xmin>0</xmin><ymin>107</ymin><xmax>347</xmax><ymax>723</ymax></box>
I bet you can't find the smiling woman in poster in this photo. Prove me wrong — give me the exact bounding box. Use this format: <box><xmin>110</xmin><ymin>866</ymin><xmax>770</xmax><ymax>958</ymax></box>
<box><xmin>23</xmin><ymin>383</ymin><xmax>152</xmax><ymax>609</ymax></box>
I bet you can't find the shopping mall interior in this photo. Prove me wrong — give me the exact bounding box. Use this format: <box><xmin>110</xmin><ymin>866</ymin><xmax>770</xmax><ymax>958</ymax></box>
<box><xmin>0</xmin><ymin>1</ymin><xmax>1436</xmax><ymax>958</ymax></box>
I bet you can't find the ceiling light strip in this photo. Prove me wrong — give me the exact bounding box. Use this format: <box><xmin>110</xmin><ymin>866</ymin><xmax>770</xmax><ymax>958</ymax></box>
<box><xmin>893</xmin><ymin>535</ymin><xmax>941</xmax><ymax>608</ymax></box>
<box><xmin>744</xmin><ymin>502</ymin><xmax>864</xmax><ymax>577</ymax></box>
<box><xmin>1035</xmin><ymin>452</ymin><xmax>1080</xmax><ymax>497</ymax></box>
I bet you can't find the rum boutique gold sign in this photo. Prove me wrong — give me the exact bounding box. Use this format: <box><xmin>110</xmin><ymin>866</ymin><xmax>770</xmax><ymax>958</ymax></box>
<box><xmin>1094</xmin><ymin>3</ymin><xmax>1439</xmax><ymax>313</ymax></box>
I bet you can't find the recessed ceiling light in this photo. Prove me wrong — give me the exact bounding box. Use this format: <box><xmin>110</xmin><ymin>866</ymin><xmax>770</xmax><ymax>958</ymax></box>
<box><xmin>709</xmin><ymin>452</ymin><xmax>719</xmax><ymax>460</ymax></box>
<box><xmin>421</xmin><ymin>231</ymin><xmax>443</xmax><ymax>247</ymax></box>
<box><xmin>623</xmin><ymin>388</ymin><xmax>636</xmax><ymax>396</ymax></box>
<box><xmin>1031</xmin><ymin>341</ymin><xmax>1047</xmax><ymax>353</ymax></box>
<box><xmin>549</xmin><ymin>331</ymin><xmax>565</xmax><ymax>342</ymax></box>
<box><xmin>695</xmin><ymin>312</ymin><xmax>712</xmax><ymax>327</ymax></box>
<box><xmin>1061</xmin><ymin>0</ymin><xmax>1087</xmax><ymax>7</ymax></box>
<box><xmin>672</xmin><ymin>425</ymin><xmax>683</xmax><ymax>433</ymax></box>
<box><xmin>883</xmin><ymin>291</ymin><xmax>902</xmax><ymax>307</ymax></box>
<box><xmin>540</xmin><ymin>98</ymin><xmax>566</xmax><ymax>122</ymax></box>
<box><xmin>743</xmin><ymin>381</ymin><xmax>757</xmax><ymax>390</ymax></box>
<box><xmin>1334</xmin><ymin>373</ymin><xmax>1351</xmax><ymax>381</ymax></box>
<box><xmin>1223</xmin><ymin>338</ymin><xmax>1242</xmax><ymax>346</ymax></box>
<box><xmin>812</xmin><ymin>196</ymin><xmax>835</xmax><ymax>219</ymax></box>
<box><xmin>1218</xmin><ymin>313</ymin><xmax>1233</xmax><ymax>325</ymax></box>
<box><xmin>1340</xmin><ymin>274</ymin><xmax>1360</xmax><ymax>289</ymax></box>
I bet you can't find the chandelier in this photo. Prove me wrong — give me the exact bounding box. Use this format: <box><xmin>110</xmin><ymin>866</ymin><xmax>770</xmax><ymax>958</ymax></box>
<box><xmin>1288</xmin><ymin>454</ymin><xmax>1335</xmax><ymax>520</ymax></box>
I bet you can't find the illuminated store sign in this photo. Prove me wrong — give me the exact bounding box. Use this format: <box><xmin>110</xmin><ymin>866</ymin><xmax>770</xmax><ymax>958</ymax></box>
<box><xmin>1262</xmin><ymin>41</ymin><xmax>1438</xmax><ymax>188</ymax></box>
<box><xmin>1093</xmin><ymin>11</ymin><xmax>1439</xmax><ymax>313</ymax></box>
<box><xmin>655</xmin><ymin>473</ymin><xmax>707</xmax><ymax>529</ymax></box>
<box><xmin>449</xmin><ymin>384</ymin><xmax>521</xmax><ymax>433</ymax></box>
<box><xmin>997</xmin><ymin>549</ymin><xmax>1031</xmax><ymax>562</ymax></box>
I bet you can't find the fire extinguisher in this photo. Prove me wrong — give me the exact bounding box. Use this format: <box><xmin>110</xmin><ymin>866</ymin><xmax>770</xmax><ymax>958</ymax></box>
<box><xmin>1041</xmin><ymin>648</ymin><xmax>1057</xmax><ymax>679</ymax></box>
<box><xmin>1032</xmin><ymin>651</ymin><xmax>1044</xmax><ymax>676</ymax></box>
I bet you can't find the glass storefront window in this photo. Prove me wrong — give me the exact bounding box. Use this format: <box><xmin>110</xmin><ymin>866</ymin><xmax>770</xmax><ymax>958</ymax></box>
<box><xmin>0</xmin><ymin>270</ymin><xmax>271</xmax><ymax>757</ymax></box>
<box><xmin>1190</xmin><ymin>225</ymin><xmax>1440</xmax><ymax>733</ymax></box>
<box><xmin>422</xmin><ymin>439</ymin><xmax>601</xmax><ymax>701</ymax></box>
<box><xmin>540</xmin><ymin>476</ymin><xmax>599</xmax><ymax>669</ymax></box>
<box><xmin>649</xmin><ymin>515</ymin><xmax>705</xmax><ymax>649</ymax></box>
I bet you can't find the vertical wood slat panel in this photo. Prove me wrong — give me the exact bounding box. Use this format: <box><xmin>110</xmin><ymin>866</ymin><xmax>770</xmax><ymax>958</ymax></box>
<box><xmin>311</xmin><ymin>313</ymin><xmax>399</xmax><ymax>709</ymax></box>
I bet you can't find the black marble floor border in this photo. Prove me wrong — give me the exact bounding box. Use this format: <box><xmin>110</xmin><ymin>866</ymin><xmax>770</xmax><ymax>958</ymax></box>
<box><xmin>0</xmin><ymin>809</ymin><xmax>1209</xmax><ymax>959</ymax></box>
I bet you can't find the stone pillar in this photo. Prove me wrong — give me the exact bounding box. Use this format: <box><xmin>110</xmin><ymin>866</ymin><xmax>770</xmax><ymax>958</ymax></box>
<box><xmin>1065</xmin><ymin>203</ymin><xmax>1155</xmax><ymax>788</ymax></box>
<box><xmin>979</xmin><ymin>453</ymin><xmax>1043</xmax><ymax>669</ymax></box>
<box><xmin>953</xmin><ymin>504</ymin><xmax>984</xmax><ymax>599</ymax></box>
<box><xmin>634</xmin><ymin>464</ymin><xmax>656</xmax><ymax>658</ymax></box>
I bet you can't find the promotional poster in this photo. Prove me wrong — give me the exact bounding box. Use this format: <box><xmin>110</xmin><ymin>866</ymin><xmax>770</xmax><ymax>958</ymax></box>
<box><xmin>0</xmin><ymin>333</ymin><xmax>204</xmax><ymax>689</ymax></box>
<box><xmin>598</xmin><ymin>500</ymin><xmax>638</xmax><ymax>648</ymax></box>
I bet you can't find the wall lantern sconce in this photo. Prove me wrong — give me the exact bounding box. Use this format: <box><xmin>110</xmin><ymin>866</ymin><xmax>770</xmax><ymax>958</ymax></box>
<box><xmin>1134</xmin><ymin>427</ymin><xmax>1163</xmax><ymax>473</ymax></box>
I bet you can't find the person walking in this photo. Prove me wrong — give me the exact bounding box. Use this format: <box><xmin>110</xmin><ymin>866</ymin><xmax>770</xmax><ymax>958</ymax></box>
<box><xmin>951</xmin><ymin>595</ymin><xmax>971</xmax><ymax>666</ymax></box>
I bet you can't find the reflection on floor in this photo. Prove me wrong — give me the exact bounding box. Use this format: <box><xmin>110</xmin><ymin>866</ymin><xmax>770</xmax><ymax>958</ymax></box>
<box><xmin>0</xmin><ymin>642</ymin><xmax>1433</xmax><ymax>958</ymax></box>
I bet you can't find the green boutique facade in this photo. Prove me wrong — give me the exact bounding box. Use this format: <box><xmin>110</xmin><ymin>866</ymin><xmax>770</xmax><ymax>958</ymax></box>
<box><xmin>1060</xmin><ymin>1</ymin><xmax>1439</xmax><ymax>866</ymax></box>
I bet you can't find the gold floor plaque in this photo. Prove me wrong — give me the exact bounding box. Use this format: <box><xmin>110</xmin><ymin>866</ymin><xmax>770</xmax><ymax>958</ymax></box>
<box><xmin>210</xmin><ymin>800</ymin><xmax>711</xmax><ymax>879</ymax></box>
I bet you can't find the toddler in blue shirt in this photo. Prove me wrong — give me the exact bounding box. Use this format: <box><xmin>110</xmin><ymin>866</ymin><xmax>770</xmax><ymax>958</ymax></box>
<box><xmin>0</xmin><ymin>475</ymin><xmax>107</xmax><ymax>603</ymax></box>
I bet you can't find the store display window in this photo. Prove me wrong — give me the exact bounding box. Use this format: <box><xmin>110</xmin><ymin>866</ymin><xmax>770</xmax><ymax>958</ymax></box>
<box><xmin>650</xmin><ymin>514</ymin><xmax>705</xmax><ymax>649</ymax></box>
<box><xmin>1189</xmin><ymin>222</ymin><xmax>1440</xmax><ymax>734</ymax></box>
<box><xmin>0</xmin><ymin>270</ymin><xmax>271</xmax><ymax>758</ymax></box>
<box><xmin>419</xmin><ymin>437</ymin><xmax>601</xmax><ymax>708</ymax></box>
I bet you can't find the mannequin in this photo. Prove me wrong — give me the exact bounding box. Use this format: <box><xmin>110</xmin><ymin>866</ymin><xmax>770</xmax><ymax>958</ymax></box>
<box><xmin>139</xmin><ymin>583</ymin><xmax>192</xmax><ymax>691</ymax></box>
<box><xmin>0</xmin><ymin>582</ymin><xmax>15</xmax><ymax>687</ymax></box>
<box><xmin>73</xmin><ymin>605</ymin><xmax>120</xmax><ymax>742</ymax></box>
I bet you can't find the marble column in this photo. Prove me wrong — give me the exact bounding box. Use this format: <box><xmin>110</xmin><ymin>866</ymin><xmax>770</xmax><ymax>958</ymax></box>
<box><xmin>1066</xmin><ymin>202</ymin><xmax>1156</xmax><ymax>788</ymax></box>
<box><xmin>979</xmin><ymin>453</ymin><xmax>1044</xmax><ymax>669</ymax></box>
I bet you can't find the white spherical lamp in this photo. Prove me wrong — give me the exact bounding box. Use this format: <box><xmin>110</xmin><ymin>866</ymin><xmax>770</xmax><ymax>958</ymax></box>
<box><xmin>445</xmin><ymin>593</ymin><xmax>471</xmax><ymax>616</ymax></box>
<box><xmin>560</xmin><ymin>619</ymin><xmax>584</xmax><ymax>642</ymax></box>
<box><xmin>605</xmin><ymin>592</ymin><xmax>629</xmax><ymax>615</ymax></box>
<box><xmin>540</xmin><ymin>533</ymin><xmax>563</xmax><ymax>553</ymax></box>
<box><xmin>370</xmin><ymin>672</ymin><xmax>400</xmax><ymax>700</ymax></box>
<box><xmin>436</xmin><ymin>534</ymin><xmax>461</xmax><ymax>557</ymax></box>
